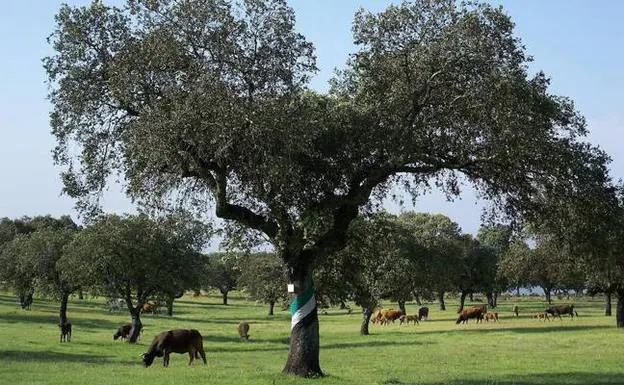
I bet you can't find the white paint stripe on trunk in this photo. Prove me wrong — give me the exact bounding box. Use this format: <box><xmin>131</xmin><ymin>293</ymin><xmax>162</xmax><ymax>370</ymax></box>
<box><xmin>291</xmin><ymin>294</ymin><xmax>316</xmax><ymax>330</ymax></box>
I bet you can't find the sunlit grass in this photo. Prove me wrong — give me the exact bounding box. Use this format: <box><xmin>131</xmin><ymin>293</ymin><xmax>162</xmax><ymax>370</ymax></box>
<box><xmin>0</xmin><ymin>291</ymin><xmax>621</xmax><ymax>384</ymax></box>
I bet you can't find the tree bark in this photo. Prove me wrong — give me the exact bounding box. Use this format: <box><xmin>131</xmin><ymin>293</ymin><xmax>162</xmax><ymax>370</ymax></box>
<box><xmin>493</xmin><ymin>292</ymin><xmax>498</xmax><ymax>308</ymax></box>
<box><xmin>59</xmin><ymin>290</ymin><xmax>70</xmax><ymax>325</ymax></box>
<box><xmin>458</xmin><ymin>291</ymin><xmax>467</xmax><ymax>313</ymax></box>
<box><xmin>438</xmin><ymin>291</ymin><xmax>446</xmax><ymax>311</ymax></box>
<box><xmin>605</xmin><ymin>292</ymin><xmax>612</xmax><ymax>316</ymax></box>
<box><xmin>617</xmin><ymin>291</ymin><xmax>624</xmax><ymax>328</ymax></box>
<box><xmin>166</xmin><ymin>296</ymin><xmax>174</xmax><ymax>316</ymax></box>
<box><xmin>78</xmin><ymin>290</ymin><xmax>84</xmax><ymax>300</ymax></box>
<box><xmin>469</xmin><ymin>292</ymin><xmax>474</xmax><ymax>302</ymax></box>
<box><xmin>398</xmin><ymin>300</ymin><xmax>406</xmax><ymax>315</ymax></box>
<box><xmin>413</xmin><ymin>290</ymin><xmax>422</xmax><ymax>306</ymax></box>
<box><xmin>516</xmin><ymin>286</ymin><xmax>520</xmax><ymax>296</ymax></box>
<box><xmin>360</xmin><ymin>308</ymin><xmax>372</xmax><ymax>336</ymax></box>
<box><xmin>486</xmin><ymin>292</ymin><xmax>494</xmax><ymax>308</ymax></box>
<box><xmin>544</xmin><ymin>288</ymin><xmax>552</xmax><ymax>304</ymax></box>
<box><xmin>221</xmin><ymin>290</ymin><xmax>228</xmax><ymax>305</ymax></box>
<box><xmin>282</xmin><ymin>265</ymin><xmax>322</xmax><ymax>377</ymax></box>
<box><xmin>128</xmin><ymin>307</ymin><xmax>143</xmax><ymax>343</ymax></box>
<box><xmin>269</xmin><ymin>301</ymin><xmax>275</xmax><ymax>316</ymax></box>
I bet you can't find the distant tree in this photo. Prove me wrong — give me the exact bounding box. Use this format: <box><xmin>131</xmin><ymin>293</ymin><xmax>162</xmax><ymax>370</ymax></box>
<box><xmin>452</xmin><ymin>234</ymin><xmax>497</xmax><ymax>312</ymax></box>
<box><xmin>46</xmin><ymin>0</ymin><xmax>612</xmax><ymax>375</ymax></box>
<box><xmin>61</xmin><ymin>214</ymin><xmax>208</xmax><ymax>342</ymax></box>
<box><xmin>239</xmin><ymin>253</ymin><xmax>288</xmax><ymax>315</ymax></box>
<box><xmin>206</xmin><ymin>253</ymin><xmax>240</xmax><ymax>305</ymax></box>
<box><xmin>0</xmin><ymin>215</ymin><xmax>79</xmax><ymax>309</ymax></box>
<box><xmin>477</xmin><ymin>224</ymin><xmax>513</xmax><ymax>307</ymax></box>
<box><xmin>399</xmin><ymin>213</ymin><xmax>463</xmax><ymax>311</ymax></box>
<box><xmin>319</xmin><ymin>213</ymin><xmax>423</xmax><ymax>335</ymax></box>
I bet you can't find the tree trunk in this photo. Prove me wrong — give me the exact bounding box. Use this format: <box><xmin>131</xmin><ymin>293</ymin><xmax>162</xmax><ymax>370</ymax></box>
<box><xmin>269</xmin><ymin>301</ymin><xmax>275</xmax><ymax>316</ymax></box>
<box><xmin>438</xmin><ymin>291</ymin><xmax>446</xmax><ymax>311</ymax></box>
<box><xmin>605</xmin><ymin>292</ymin><xmax>612</xmax><ymax>316</ymax></box>
<box><xmin>221</xmin><ymin>290</ymin><xmax>228</xmax><ymax>305</ymax></box>
<box><xmin>360</xmin><ymin>308</ymin><xmax>372</xmax><ymax>336</ymax></box>
<box><xmin>59</xmin><ymin>290</ymin><xmax>70</xmax><ymax>325</ymax></box>
<box><xmin>414</xmin><ymin>291</ymin><xmax>422</xmax><ymax>306</ymax></box>
<box><xmin>516</xmin><ymin>286</ymin><xmax>520</xmax><ymax>296</ymax></box>
<box><xmin>617</xmin><ymin>291</ymin><xmax>624</xmax><ymax>328</ymax></box>
<box><xmin>398</xmin><ymin>300</ymin><xmax>406</xmax><ymax>315</ymax></box>
<box><xmin>166</xmin><ymin>296</ymin><xmax>174</xmax><ymax>316</ymax></box>
<box><xmin>78</xmin><ymin>290</ymin><xmax>84</xmax><ymax>300</ymax></box>
<box><xmin>458</xmin><ymin>291</ymin><xmax>467</xmax><ymax>313</ymax></box>
<box><xmin>128</xmin><ymin>308</ymin><xmax>143</xmax><ymax>343</ymax></box>
<box><xmin>469</xmin><ymin>292</ymin><xmax>474</xmax><ymax>302</ymax></box>
<box><xmin>282</xmin><ymin>265</ymin><xmax>322</xmax><ymax>377</ymax></box>
<box><xmin>486</xmin><ymin>292</ymin><xmax>494</xmax><ymax>308</ymax></box>
<box><xmin>339</xmin><ymin>301</ymin><xmax>347</xmax><ymax>309</ymax></box>
<box><xmin>544</xmin><ymin>288</ymin><xmax>552</xmax><ymax>304</ymax></box>
<box><xmin>493</xmin><ymin>292</ymin><xmax>498</xmax><ymax>308</ymax></box>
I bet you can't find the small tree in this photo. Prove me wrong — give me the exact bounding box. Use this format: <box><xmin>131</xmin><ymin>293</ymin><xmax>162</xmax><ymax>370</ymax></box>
<box><xmin>0</xmin><ymin>216</ymin><xmax>79</xmax><ymax>312</ymax></box>
<box><xmin>61</xmin><ymin>214</ymin><xmax>208</xmax><ymax>342</ymax></box>
<box><xmin>205</xmin><ymin>253</ymin><xmax>240</xmax><ymax>305</ymax></box>
<box><xmin>239</xmin><ymin>253</ymin><xmax>288</xmax><ymax>315</ymax></box>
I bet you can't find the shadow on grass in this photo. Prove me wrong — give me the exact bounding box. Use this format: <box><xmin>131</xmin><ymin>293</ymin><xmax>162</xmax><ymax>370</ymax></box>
<box><xmin>446</xmin><ymin>324</ymin><xmax>612</xmax><ymax>334</ymax></box>
<box><xmin>0</xmin><ymin>313</ymin><xmax>121</xmax><ymax>330</ymax></box>
<box><xmin>0</xmin><ymin>350</ymin><xmax>115</xmax><ymax>365</ymax></box>
<box><xmin>173</xmin><ymin>316</ymin><xmax>288</xmax><ymax>325</ymax></box>
<box><xmin>381</xmin><ymin>371</ymin><xmax>624</xmax><ymax>385</ymax></box>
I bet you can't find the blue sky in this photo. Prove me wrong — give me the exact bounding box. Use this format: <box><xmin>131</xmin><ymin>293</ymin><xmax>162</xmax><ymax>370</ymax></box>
<box><xmin>0</xmin><ymin>1</ymin><xmax>623</xmax><ymax>238</ymax></box>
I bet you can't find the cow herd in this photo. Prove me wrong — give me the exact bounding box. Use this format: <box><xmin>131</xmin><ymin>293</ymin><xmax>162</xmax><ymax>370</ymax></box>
<box><xmin>45</xmin><ymin>299</ymin><xmax>580</xmax><ymax>367</ymax></box>
<box><xmin>370</xmin><ymin>303</ymin><xmax>579</xmax><ymax>328</ymax></box>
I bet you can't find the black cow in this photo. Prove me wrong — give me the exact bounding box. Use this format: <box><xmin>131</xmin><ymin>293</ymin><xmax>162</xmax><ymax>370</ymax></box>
<box><xmin>142</xmin><ymin>329</ymin><xmax>207</xmax><ymax>367</ymax></box>
<box><xmin>545</xmin><ymin>304</ymin><xmax>578</xmax><ymax>320</ymax></box>
<box><xmin>418</xmin><ymin>306</ymin><xmax>429</xmax><ymax>321</ymax></box>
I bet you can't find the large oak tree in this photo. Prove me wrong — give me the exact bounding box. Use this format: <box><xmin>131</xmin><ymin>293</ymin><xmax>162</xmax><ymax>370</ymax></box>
<box><xmin>45</xmin><ymin>0</ymin><xmax>611</xmax><ymax>376</ymax></box>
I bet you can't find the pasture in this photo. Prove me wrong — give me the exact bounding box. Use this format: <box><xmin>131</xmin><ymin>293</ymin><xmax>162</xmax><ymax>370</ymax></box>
<box><xmin>0</xmin><ymin>292</ymin><xmax>622</xmax><ymax>385</ymax></box>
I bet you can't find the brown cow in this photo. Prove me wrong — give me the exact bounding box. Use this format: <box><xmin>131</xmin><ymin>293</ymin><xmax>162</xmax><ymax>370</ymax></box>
<box><xmin>238</xmin><ymin>322</ymin><xmax>250</xmax><ymax>340</ymax></box>
<box><xmin>383</xmin><ymin>310</ymin><xmax>403</xmax><ymax>324</ymax></box>
<box><xmin>59</xmin><ymin>321</ymin><xmax>72</xmax><ymax>342</ymax></box>
<box><xmin>545</xmin><ymin>304</ymin><xmax>578</xmax><ymax>320</ymax></box>
<box><xmin>484</xmin><ymin>312</ymin><xmax>499</xmax><ymax>322</ymax></box>
<box><xmin>456</xmin><ymin>306</ymin><xmax>485</xmax><ymax>324</ymax></box>
<box><xmin>114</xmin><ymin>323</ymin><xmax>142</xmax><ymax>341</ymax></box>
<box><xmin>399</xmin><ymin>315</ymin><xmax>420</xmax><ymax>325</ymax></box>
<box><xmin>535</xmin><ymin>312</ymin><xmax>550</xmax><ymax>321</ymax></box>
<box><xmin>141</xmin><ymin>302</ymin><xmax>155</xmax><ymax>314</ymax></box>
<box><xmin>142</xmin><ymin>329</ymin><xmax>207</xmax><ymax>367</ymax></box>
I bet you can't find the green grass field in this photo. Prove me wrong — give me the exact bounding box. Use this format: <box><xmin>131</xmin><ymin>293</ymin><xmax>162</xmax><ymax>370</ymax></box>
<box><xmin>0</xmin><ymin>292</ymin><xmax>622</xmax><ymax>385</ymax></box>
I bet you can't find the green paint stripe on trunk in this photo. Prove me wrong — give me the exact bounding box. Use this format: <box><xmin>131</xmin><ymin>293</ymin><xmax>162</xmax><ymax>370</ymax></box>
<box><xmin>289</xmin><ymin>284</ymin><xmax>315</xmax><ymax>315</ymax></box>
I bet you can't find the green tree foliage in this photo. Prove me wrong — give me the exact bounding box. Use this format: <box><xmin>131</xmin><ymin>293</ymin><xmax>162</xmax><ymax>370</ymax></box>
<box><xmin>60</xmin><ymin>214</ymin><xmax>208</xmax><ymax>342</ymax></box>
<box><xmin>238</xmin><ymin>253</ymin><xmax>288</xmax><ymax>315</ymax></box>
<box><xmin>477</xmin><ymin>224</ymin><xmax>513</xmax><ymax>307</ymax></box>
<box><xmin>205</xmin><ymin>253</ymin><xmax>240</xmax><ymax>306</ymax></box>
<box><xmin>0</xmin><ymin>215</ymin><xmax>79</xmax><ymax>308</ymax></box>
<box><xmin>398</xmin><ymin>212</ymin><xmax>463</xmax><ymax>310</ymax></box>
<box><xmin>45</xmin><ymin>0</ymin><xmax>612</xmax><ymax>375</ymax></box>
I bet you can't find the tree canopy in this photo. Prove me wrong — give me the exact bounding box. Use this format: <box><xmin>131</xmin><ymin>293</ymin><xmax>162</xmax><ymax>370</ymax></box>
<box><xmin>45</xmin><ymin>0</ymin><xmax>613</xmax><ymax>376</ymax></box>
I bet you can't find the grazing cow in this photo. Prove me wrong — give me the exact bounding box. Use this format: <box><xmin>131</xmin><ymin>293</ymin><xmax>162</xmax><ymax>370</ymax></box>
<box><xmin>512</xmin><ymin>304</ymin><xmax>519</xmax><ymax>317</ymax></box>
<box><xmin>114</xmin><ymin>323</ymin><xmax>142</xmax><ymax>341</ymax></box>
<box><xmin>545</xmin><ymin>304</ymin><xmax>578</xmax><ymax>320</ymax></box>
<box><xmin>535</xmin><ymin>312</ymin><xmax>550</xmax><ymax>321</ymax></box>
<box><xmin>141</xmin><ymin>302</ymin><xmax>155</xmax><ymax>314</ymax></box>
<box><xmin>484</xmin><ymin>312</ymin><xmax>499</xmax><ymax>322</ymax></box>
<box><xmin>20</xmin><ymin>293</ymin><xmax>33</xmax><ymax>310</ymax></box>
<box><xmin>456</xmin><ymin>306</ymin><xmax>486</xmax><ymax>324</ymax></box>
<box><xmin>238</xmin><ymin>322</ymin><xmax>250</xmax><ymax>340</ymax></box>
<box><xmin>142</xmin><ymin>329</ymin><xmax>207</xmax><ymax>367</ymax></box>
<box><xmin>399</xmin><ymin>315</ymin><xmax>420</xmax><ymax>325</ymax></box>
<box><xmin>383</xmin><ymin>310</ymin><xmax>403</xmax><ymax>325</ymax></box>
<box><xmin>418</xmin><ymin>306</ymin><xmax>429</xmax><ymax>321</ymax></box>
<box><xmin>59</xmin><ymin>321</ymin><xmax>72</xmax><ymax>342</ymax></box>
